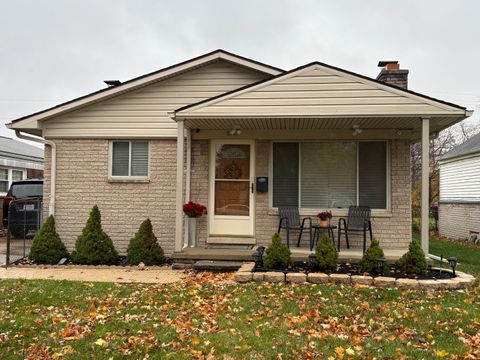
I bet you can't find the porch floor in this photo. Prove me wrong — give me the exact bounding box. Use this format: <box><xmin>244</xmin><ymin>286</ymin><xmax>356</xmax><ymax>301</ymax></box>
<box><xmin>172</xmin><ymin>246</ymin><xmax>407</xmax><ymax>263</ymax></box>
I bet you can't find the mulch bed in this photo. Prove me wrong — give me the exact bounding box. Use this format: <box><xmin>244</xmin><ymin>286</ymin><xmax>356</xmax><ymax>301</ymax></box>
<box><xmin>253</xmin><ymin>261</ymin><xmax>455</xmax><ymax>280</ymax></box>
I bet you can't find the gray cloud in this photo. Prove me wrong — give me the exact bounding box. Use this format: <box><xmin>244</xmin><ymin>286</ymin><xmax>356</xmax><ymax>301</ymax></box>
<box><xmin>1</xmin><ymin>0</ymin><xmax>479</xmax><ymax>145</ymax></box>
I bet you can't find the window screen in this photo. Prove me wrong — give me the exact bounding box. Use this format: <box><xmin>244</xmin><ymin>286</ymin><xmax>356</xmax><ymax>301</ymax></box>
<box><xmin>300</xmin><ymin>142</ymin><xmax>357</xmax><ymax>208</ymax></box>
<box><xmin>272</xmin><ymin>142</ymin><xmax>299</xmax><ymax>207</ymax></box>
<box><xmin>359</xmin><ymin>142</ymin><xmax>387</xmax><ymax>209</ymax></box>
<box><xmin>112</xmin><ymin>142</ymin><xmax>129</xmax><ymax>176</ymax></box>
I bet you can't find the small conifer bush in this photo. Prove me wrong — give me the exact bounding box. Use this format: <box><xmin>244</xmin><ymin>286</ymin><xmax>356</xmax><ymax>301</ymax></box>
<box><xmin>263</xmin><ymin>233</ymin><xmax>291</xmax><ymax>269</ymax></box>
<box><xmin>29</xmin><ymin>215</ymin><xmax>69</xmax><ymax>264</ymax></box>
<box><xmin>71</xmin><ymin>205</ymin><xmax>118</xmax><ymax>265</ymax></box>
<box><xmin>315</xmin><ymin>233</ymin><xmax>338</xmax><ymax>272</ymax></box>
<box><xmin>359</xmin><ymin>238</ymin><xmax>387</xmax><ymax>275</ymax></box>
<box><xmin>127</xmin><ymin>219</ymin><xmax>165</xmax><ymax>265</ymax></box>
<box><xmin>396</xmin><ymin>238</ymin><xmax>428</xmax><ymax>275</ymax></box>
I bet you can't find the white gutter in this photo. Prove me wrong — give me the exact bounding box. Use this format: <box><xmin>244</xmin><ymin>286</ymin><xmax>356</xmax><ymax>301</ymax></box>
<box><xmin>15</xmin><ymin>130</ymin><xmax>56</xmax><ymax>216</ymax></box>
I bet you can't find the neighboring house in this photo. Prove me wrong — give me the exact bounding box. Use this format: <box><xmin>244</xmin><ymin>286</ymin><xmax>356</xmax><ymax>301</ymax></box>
<box><xmin>5</xmin><ymin>50</ymin><xmax>472</xmax><ymax>256</ymax></box>
<box><xmin>438</xmin><ymin>133</ymin><xmax>480</xmax><ymax>241</ymax></box>
<box><xmin>0</xmin><ymin>136</ymin><xmax>44</xmax><ymax>228</ymax></box>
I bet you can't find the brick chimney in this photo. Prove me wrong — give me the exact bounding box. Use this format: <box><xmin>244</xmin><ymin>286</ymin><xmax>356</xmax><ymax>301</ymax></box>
<box><xmin>376</xmin><ymin>61</ymin><xmax>409</xmax><ymax>89</ymax></box>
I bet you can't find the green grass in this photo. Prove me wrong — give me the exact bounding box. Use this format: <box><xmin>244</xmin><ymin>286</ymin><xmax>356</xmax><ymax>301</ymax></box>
<box><xmin>0</xmin><ymin>272</ymin><xmax>479</xmax><ymax>359</ymax></box>
<box><xmin>427</xmin><ymin>233</ymin><xmax>480</xmax><ymax>279</ymax></box>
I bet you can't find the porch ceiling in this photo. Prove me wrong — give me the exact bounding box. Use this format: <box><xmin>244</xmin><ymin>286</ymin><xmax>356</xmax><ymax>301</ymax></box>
<box><xmin>183</xmin><ymin>115</ymin><xmax>466</xmax><ymax>140</ymax></box>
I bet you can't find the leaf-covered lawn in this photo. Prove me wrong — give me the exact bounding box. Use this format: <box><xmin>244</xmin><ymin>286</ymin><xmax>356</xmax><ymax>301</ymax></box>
<box><xmin>0</xmin><ymin>272</ymin><xmax>479</xmax><ymax>359</ymax></box>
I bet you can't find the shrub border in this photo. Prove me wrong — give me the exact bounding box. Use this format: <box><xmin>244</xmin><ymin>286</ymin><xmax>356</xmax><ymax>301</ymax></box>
<box><xmin>234</xmin><ymin>263</ymin><xmax>476</xmax><ymax>290</ymax></box>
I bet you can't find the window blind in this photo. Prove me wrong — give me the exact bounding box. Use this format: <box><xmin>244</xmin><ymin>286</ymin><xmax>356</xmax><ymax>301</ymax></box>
<box><xmin>359</xmin><ymin>142</ymin><xmax>387</xmax><ymax>209</ymax></box>
<box><xmin>272</xmin><ymin>142</ymin><xmax>299</xmax><ymax>207</ymax></box>
<box><xmin>112</xmin><ymin>142</ymin><xmax>129</xmax><ymax>176</ymax></box>
<box><xmin>300</xmin><ymin>142</ymin><xmax>357</xmax><ymax>208</ymax></box>
<box><xmin>131</xmin><ymin>142</ymin><xmax>149</xmax><ymax>176</ymax></box>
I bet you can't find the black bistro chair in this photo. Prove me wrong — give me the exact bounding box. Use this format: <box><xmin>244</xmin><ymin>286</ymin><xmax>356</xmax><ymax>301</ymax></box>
<box><xmin>277</xmin><ymin>206</ymin><xmax>312</xmax><ymax>248</ymax></box>
<box><xmin>337</xmin><ymin>206</ymin><xmax>373</xmax><ymax>253</ymax></box>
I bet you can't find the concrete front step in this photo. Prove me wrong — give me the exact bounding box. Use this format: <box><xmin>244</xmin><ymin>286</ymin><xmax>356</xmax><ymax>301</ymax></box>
<box><xmin>192</xmin><ymin>260</ymin><xmax>244</xmax><ymax>272</ymax></box>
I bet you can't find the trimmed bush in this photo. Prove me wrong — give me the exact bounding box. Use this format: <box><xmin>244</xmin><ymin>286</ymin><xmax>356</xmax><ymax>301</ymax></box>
<box><xmin>396</xmin><ymin>238</ymin><xmax>428</xmax><ymax>275</ymax></box>
<box><xmin>314</xmin><ymin>233</ymin><xmax>338</xmax><ymax>272</ymax></box>
<box><xmin>359</xmin><ymin>238</ymin><xmax>387</xmax><ymax>275</ymax></box>
<box><xmin>263</xmin><ymin>233</ymin><xmax>291</xmax><ymax>269</ymax></box>
<box><xmin>29</xmin><ymin>215</ymin><xmax>69</xmax><ymax>264</ymax></box>
<box><xmin>127</xmin><ymin>219</ymin><xmax>165</xmax><ymax>265</ymax></box>
<box><xmin>71</xmin><ymin>205</ymin><xmax>118</xmax><ymax>265</ymax></box>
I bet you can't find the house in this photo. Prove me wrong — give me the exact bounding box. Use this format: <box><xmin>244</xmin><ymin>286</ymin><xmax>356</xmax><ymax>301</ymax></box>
<box><xmin>438</xmin><ymin>133</ymin><xmax>480</xmax><ymax>241</ymax></box>
<box><xmin>5</xmin><ymin>50</ymin><xmax>472</xmax><ymax>258</ymax></box>
<box><xmin>0</xmin><ymin>136</ymin><xmax>44</xmax><ymax>229</ymax></box>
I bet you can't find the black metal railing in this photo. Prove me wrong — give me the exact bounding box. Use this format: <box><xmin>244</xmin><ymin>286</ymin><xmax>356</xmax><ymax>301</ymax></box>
<box><xmin>3</xmin><ymin>197</ymin><xmax>42</xmax><ymax>267</ymax></box>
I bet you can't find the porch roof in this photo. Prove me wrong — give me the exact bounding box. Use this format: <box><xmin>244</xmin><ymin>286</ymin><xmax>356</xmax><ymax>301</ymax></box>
<box><xmin>174</xmin><ymin>62</ymin><xmax>472</xmax><ymax>139</ymax></box>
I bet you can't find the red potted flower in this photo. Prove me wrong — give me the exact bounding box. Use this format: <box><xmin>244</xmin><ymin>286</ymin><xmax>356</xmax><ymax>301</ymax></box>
<box><xmin>183</xmin><ymin>201</ymin><xmax>207</xmax><ymax>247</ymax></box>
<box><xmin>317</xmin><ymin>210</ymin><xmax>332</xmax><ymax>227</ymax></box>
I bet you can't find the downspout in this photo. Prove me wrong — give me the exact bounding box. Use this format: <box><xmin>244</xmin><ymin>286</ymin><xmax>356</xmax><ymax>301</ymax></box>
<box><xmin>15</xmin><ymin>130</ymin><xmax>56</xmax><ymax>217</ymax></box>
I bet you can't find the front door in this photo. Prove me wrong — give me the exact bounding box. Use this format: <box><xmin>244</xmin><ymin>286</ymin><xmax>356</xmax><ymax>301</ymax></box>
<box><xmin>209</xmin><ymin>140</ymin><xmax>255</xmax><ymax>237</ymax></box>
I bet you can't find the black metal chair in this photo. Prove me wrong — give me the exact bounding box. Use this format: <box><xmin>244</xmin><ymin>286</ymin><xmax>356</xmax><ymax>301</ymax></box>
<box><xmin>277</xmin><ymin>206</ymin><xmax>312</xmax><ymax>248</ymax></box>
<box><xmin>337</xmin><ymin>206</ymin><xmax>373</xmax><ymax>253</ymax></box>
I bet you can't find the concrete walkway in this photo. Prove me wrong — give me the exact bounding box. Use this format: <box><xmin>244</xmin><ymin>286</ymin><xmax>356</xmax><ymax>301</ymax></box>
<box><xmin>0</xmin><ymin>266</ymin><xmax>186</xmax><ymax>283</ymax></box>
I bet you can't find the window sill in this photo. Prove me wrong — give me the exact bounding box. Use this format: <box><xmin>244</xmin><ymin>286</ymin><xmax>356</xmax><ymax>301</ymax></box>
<box><xmin>107</xmin><ymin>177</ymin><xmax>150</xmax><ymax>183</ymax></box>
<box><xmin>268</xmin><ymin>209</ymin><xmax>392</xmax><ymax>218</ymax></box>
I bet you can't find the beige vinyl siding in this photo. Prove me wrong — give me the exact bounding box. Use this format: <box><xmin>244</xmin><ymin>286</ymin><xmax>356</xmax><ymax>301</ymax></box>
<box><xmin>43</xmin><ymin>60</ymin><xmax>270</xmax><ymax>138</ymax></box>
<box><xmin>180</xmin><ymin>66</ymin><xmax>465</xmax><ymax>118</ymax></box>
<box><xmin>440</xmin><ymin>155</ymin><xmax>480</xmax><ymax>201</ymax></box>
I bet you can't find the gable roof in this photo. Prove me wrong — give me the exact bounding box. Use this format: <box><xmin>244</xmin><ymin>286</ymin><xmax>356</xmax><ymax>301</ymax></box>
<box><xmin>440</xmin><ymin>132</ymin><xmax>480</xmax><ymax>162</ymax></box>
<box><xmin>0</xmin><ymin>136</ymin><xmax>44</xmax><ymax>160</ymax></box>
<box><xmin>175</xmin><ymin>61</ymin><xmax>469</xmax><ymax>118</ymax></box>
<box><xmin>6</xmin><ymin>49</ymin><xmax>283</xmax><ymax>129</ymax></box>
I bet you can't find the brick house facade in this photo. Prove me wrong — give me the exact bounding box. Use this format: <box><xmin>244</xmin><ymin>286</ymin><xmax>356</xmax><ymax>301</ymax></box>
<box><xmin>7</xmin><ymin>50</ymin><xmax>471</xmax><ymax>256</ymax></box>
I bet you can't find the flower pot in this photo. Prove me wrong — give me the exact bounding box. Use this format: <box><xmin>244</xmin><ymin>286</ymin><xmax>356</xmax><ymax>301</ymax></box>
<box><xmin>188</xmin><ymin>217</ymin><xmax>197</xmax><ymax>247</ymax></box>
<box><xmin>319</xmin><ymin>220</ymin><xmax>329</xmax><ymax>228</ymax></box>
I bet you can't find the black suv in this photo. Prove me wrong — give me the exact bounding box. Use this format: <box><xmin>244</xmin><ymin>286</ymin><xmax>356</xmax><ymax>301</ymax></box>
<box><xmin>2</xmin><ymin>179</ymin><xmax>43</xmax><ymax>238</ymax></box>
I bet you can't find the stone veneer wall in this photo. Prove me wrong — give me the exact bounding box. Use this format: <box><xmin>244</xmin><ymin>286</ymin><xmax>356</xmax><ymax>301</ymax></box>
<box><xmin>254</xmin><ymin>139</ymin><xmax>412</xmax><ymax>249</ymax></box>
<box><xmin>44</xmin><ymin>138</ymin><xmax>411</xmax><ymax>255</ymax></box>
<box><xmin>43</xmin><ymin>139</ymin><xmax>177</xmax><ymax>255</ymax></box>
<box><xmin>439</xmin><ymin>202</ymin><xmax>480</xmax><ymax>240</ymax></box>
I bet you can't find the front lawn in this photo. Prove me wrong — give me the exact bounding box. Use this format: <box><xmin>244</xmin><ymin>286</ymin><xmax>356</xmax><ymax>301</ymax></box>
<box><xmin>427</xmin><ymin>233</ymin><xmax>480</xmax><ymax>279</ymax></box>
<box><xmin>0</xmin><ymin>273</ymin><xmax>479</xmax><ymax>359</ymax></box>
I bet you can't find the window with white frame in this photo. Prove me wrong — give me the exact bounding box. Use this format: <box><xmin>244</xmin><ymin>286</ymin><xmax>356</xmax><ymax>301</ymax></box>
<box><xmin>272</xmin><ymin>141</ymin><xmax>388</xmax><ymax>210</ymax></box>
<box><xmin>110</xmin><ymin>141</ymin><xmax>149</xmax><ymax>178</ymax></box>
<box><xmin>0</xmin><ymin>168</ymin><xmax>26</xmax><ymax>194</ymax></box>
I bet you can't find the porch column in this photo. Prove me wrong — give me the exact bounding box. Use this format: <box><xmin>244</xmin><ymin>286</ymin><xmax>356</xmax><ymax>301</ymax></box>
<box><xmin>420</xmin><ymin>117</ymin><xmax>430</xmax><ymax>254</ymax></box>
<box><xmin>175</xmin><ymin>119</ymin><xmax>185</xmax><ymax>252</ymax></box>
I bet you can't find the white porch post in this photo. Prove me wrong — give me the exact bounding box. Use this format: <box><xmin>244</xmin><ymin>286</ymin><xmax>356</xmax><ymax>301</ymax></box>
<box><xmin>421</xmin><ymin>117</ymin><xmax>430</xmax><ymax>254</ymax></box>
<box><xmin>184</xmin><ymin>128</ymin><xmax>192</xmax><ymax>247</ymax></box>
<box><xmin>175</xmin><ymin>119</ymin><xmax>185</xmax><ymax>252</ymax></box>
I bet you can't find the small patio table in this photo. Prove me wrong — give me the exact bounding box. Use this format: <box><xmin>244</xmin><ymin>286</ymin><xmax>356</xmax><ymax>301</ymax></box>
<box><xmin>310</xmin><ymin>224</ymin><xmax>337</xmax><ymax>251</ymax></box>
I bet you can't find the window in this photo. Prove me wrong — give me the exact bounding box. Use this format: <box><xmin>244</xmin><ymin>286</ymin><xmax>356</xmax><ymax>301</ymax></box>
<box><xmin>272</xmin><ymin>141</ymin><xmax>389</xmax><ymax>210</ymax></box>
<box><xmin>0</xmin><ymin>169</ymin><xmax>8</xmax><ymax>193</ymax></box>
<box><xmin>0</xmin><ymin>168</ymin><xmax>25</xmax><ymax>194</ymax></box>
<box><xmin>12</xmin><ymin>170</ymin><xmax>23</xmax><ymax>182</ymax></box>
<box><xmin>110</xmin><ymin>141</ymin><xmax>149</xmax><ymax>178</ymax></box>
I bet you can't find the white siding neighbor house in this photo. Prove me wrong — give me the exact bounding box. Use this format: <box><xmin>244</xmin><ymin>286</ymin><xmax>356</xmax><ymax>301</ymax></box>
<box><xmin>5</xmin><ymin>50</ymin><xmax>472</xmax><ymax>259</ymax></box>
<box><xmin>439</xmin><ymin>133</ymin><xmax>480</xmax><ymax>241</ymax></box>
<box><xmin>0</xmin><ymin>136</ymin><xmax>44</xmax><ymax>196</ymax></box>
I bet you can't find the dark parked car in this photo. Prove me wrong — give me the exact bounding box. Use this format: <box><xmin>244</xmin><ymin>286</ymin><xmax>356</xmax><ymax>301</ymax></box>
<box><xmin>2</xmin><ymin>179</ymin><xmax>43</xmax><ymax>238</ymax></box>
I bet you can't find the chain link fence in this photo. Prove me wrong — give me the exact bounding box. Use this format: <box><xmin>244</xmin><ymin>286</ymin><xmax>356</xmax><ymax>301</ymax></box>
<box><xmin>2</xmin><ymin>198</ymin><xmax>42</xmax><ymax>267</ymax></box>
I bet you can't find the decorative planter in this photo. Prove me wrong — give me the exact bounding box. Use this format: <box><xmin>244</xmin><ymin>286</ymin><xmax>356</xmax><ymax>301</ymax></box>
<box><xmin>319</xmin><ymin>219</ymin><xmax>329</xmax><ymax>227</ymax></box>
<box><xmin>188</xmin><ymin>217</ymin><xmax>197</xmax><ymax>247</ymax></box>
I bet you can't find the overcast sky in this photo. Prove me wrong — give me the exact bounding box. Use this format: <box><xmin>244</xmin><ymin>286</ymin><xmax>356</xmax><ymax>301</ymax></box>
<box><xmin>1</xmin><ymin>0</ymin><xmax>479</xmax><ymax>147</ymax></box>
